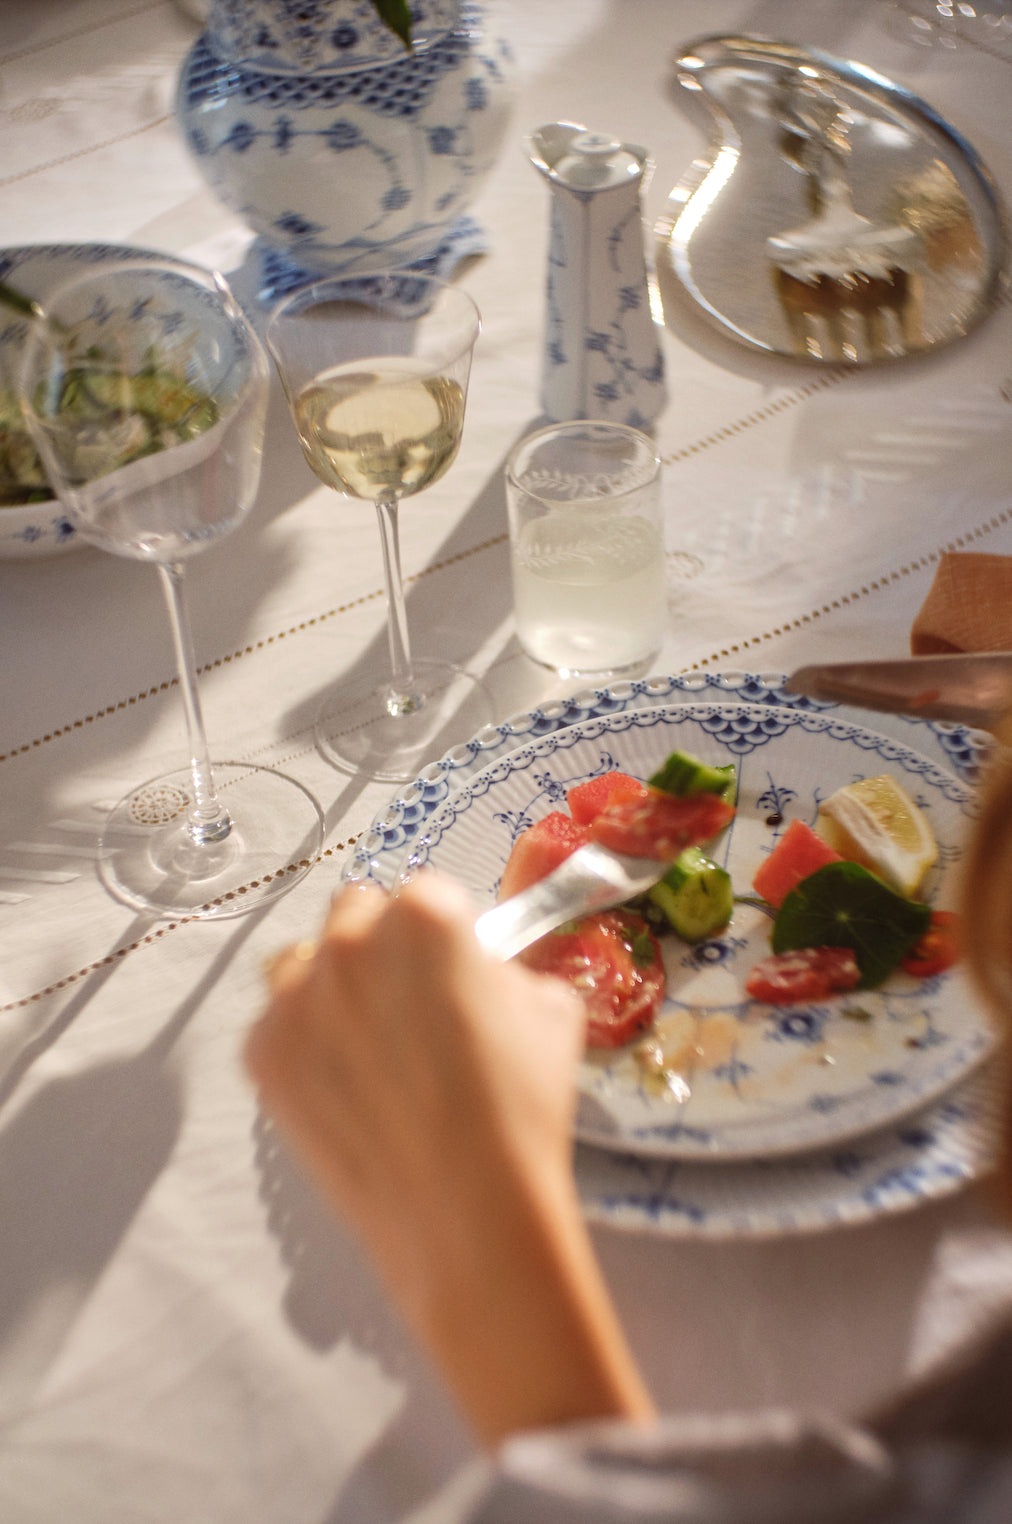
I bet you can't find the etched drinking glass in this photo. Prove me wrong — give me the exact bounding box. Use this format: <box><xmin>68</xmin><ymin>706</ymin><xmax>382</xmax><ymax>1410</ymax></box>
<box><xmin>506</xmin><ymin>421</ymin><xmax>666</xmax><ymax>679</ymax></box>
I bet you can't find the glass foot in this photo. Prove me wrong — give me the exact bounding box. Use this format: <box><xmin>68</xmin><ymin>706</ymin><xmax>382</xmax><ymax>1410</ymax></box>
<box><xmin>98</xmin><ymin>763</ymin><xmax>325</xmax><ymax>919</ymax></box>
<box><xmin>315</xmin><ymin>659</ymin><xmax>492</xmax><ymax>783</ymax></box>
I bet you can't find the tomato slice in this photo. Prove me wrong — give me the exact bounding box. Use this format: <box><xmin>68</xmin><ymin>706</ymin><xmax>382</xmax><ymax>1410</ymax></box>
<box><xmin>520</xmin><ymin>909</ymin><xmax>665</xmax><ymax>1049</ymax></box>
<box><xmin>900</xmin><ymin>910</ymin><xmax>961</xmax><ymax>979</ymax></box>
<box><xmin>588</xmin><ymin>787</ymin><xmax>734</xmax><ymax>861</ymax></box>
<box><xmin>746</xmin><ymin>945</ymin><xmax>860</xmax><ymax>1005</ymax></box>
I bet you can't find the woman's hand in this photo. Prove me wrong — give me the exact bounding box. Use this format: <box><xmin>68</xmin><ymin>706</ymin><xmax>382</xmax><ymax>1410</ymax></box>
<box><xmin>248</xmin><ymin>872</ymin><xmax>584</xmax><ymax>1272</ymax></box>
<box><xmin>246</xmin><ymin>872</ymin><xmax>653</xmax><ymax>1445</ymax></box>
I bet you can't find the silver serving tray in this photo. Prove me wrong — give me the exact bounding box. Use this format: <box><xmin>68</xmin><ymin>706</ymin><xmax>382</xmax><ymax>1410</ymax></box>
<box><xmin>656</xmin><ymin>35</ymin><xmax>1009</xmax><ymax>364</ymax></box>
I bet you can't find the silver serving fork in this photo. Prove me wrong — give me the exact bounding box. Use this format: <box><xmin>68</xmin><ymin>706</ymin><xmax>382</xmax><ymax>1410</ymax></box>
<box><xmin>473</xmin><ymin>841</ymin><xmax>670</xmax><ymax>962</ymax></box>
<box><xmin>768</xmin><ymin>76</ymin><xmax>922</xmax><ymax>362</ymax></box>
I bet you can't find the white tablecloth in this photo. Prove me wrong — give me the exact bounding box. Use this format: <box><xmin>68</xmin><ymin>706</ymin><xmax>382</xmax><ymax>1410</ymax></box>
<box><xmin>2</xmin><ymin>1</ymin><xmax>1012</xmax><ymax>1519</ymax></box>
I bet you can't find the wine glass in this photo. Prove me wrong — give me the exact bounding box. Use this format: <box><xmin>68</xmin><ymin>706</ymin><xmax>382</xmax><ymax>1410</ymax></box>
<box><xmin>266</xmin><ymin>271</ymin><xmax>488</xmax><ymax>783</ymax></box>
<box><xmin>891</xmin><ymin>0</ymin><xmax>1012</xmax><ymax>54</ymax></box>
<box><xmin>19</xmin><ymin>256</ymin><xmax>324</xmax><ymax>919</ymax></box>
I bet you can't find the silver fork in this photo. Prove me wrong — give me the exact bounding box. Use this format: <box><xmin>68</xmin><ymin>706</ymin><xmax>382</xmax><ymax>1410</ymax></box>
<box><xmin>473</xmin><ymin>842</ymin><xmax>669</xmax><ymax>962</ymax></box>
<box><xmin>768</xmin><ymin>76</ymin><xmax>923</xmax><ymax>362</ymax></box>
<box><xmin>771</xmin><ymin>261</ymin><xmax>920</xmax><ymax>363</ymax></box>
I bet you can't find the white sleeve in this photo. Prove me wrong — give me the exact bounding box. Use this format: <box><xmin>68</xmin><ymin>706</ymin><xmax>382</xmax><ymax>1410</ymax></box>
<box><xmin>466</xmin><ymin>1409</ymin><xmax>897</xmax><ymax>1524</ymax></box>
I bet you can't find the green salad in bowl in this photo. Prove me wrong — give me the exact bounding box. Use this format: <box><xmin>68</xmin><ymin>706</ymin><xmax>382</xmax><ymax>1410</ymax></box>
<box><xmin>0</xmin><ymin>242</ymin><xmax>219</xmax><ymax>558</ymax></box>
<box><xmin>0</xmin><ymin>388</ymin><xmax>51</xmax><ymax>507</ymax></box>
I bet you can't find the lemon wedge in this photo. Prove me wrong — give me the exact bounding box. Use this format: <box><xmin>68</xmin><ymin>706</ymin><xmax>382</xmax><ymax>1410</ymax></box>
<box><xmin>817</xmin><ymin>774</ymin><xmax>937</xmax><ymax>897</ymax></box>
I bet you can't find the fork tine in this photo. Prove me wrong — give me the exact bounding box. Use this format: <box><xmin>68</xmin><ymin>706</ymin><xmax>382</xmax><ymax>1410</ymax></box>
<box><xmin>851</xmin><ymin>273</ymin><xmax>890</xmax><ymax>362</ymax></box>
<box><xmin>775</xmin><ymin>270</ymin><xmax>836</xmax><ymax>359</ymax></box>
<box><xmin>774</xmin><ymin>270</ymin><xmax>855</xmax><ymax>360</ymax></box>
<box><xmin>897</xmin><ymin>270</ymin><xmax>923</xmax><ymax>349</ymax></box>
<box><xmin>782</xmin><ymin>299</ymin><xmax>824</xmax><ymax>360</ymax></box>
<box><xmin>773</xmin><ymin>265</ymin><xmax>921</xmax><ymax>364</ymax></box>
<box><xmin>863</xmin><ymin>306</ymin><xmax>889</xmax><ymax>363</ymax></box>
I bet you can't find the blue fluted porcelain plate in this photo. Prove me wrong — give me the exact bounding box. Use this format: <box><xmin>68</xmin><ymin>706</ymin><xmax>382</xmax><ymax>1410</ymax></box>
<box><xmin>573</xmin><ymin>1064</ymin><xmax>997</xmax><ymax>1238</ymax></box>
<box><xmin>375</xmin><ymin>702</ymin><xmax>991</xmax><ymax>1160</ymax></box>
<box><xmin>344</xmin><ymin>672</ymin><xmax>996</xmax><ymax>1233</ymax></box>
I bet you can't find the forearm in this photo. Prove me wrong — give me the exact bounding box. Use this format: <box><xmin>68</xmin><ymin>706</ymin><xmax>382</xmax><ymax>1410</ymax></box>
<box><xmin>378</xmin><ymin>1152</ymin><xmax>655</xmax><ymax>1447</ymax></box>
<box><xmin>251</xmin><ymin>879</ymin><xmax>652</xmax><ymax>1447</ymax></box>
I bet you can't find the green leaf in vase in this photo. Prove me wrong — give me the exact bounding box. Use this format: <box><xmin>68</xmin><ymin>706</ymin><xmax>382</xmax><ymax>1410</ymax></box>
<box><xmin>370</xmin><ymin>0</ymin><xmax>413</xmax><ymax>48</ymax></box>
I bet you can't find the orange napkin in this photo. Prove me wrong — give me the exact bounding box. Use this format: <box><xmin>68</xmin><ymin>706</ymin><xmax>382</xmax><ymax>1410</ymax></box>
<box><xmin>911</xmin><ymin>552</ymin><xmax>1012</xmax><ymax>655</ymax></box>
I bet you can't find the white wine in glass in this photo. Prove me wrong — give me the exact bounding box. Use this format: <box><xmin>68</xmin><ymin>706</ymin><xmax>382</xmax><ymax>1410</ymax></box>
<box><xmin>19</xmin><ymin>256</ymin><xmax>324</xmax><ymax>918</ymax></box>
<box><xmin>293</xmin><ymin>359</ymin><xmax>466</xmax><ymax>503</ymax></box>
<box><xmin>267</xmin><ymin>273</ymin><xmax>489</xmax><ymax>783</ymax></box>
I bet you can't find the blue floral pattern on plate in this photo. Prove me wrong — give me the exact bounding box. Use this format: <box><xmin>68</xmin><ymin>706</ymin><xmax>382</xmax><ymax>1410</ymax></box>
<box><xmin>345</xmin><ymin>673</ymin><xmax>990</xmax><ymax>872</ymax></box>
<box><xmin>344</xmin><ymin>672</ymin><xmax>997</xmax><ymax>1235</ymax></box>
<box><xmin>379</xmin><ymin>702</ymin><xmax>989</xmax><ymax>1160</ymax></box>
<box><xmin>574</xmin><ymin>1068</ymin><xmax>996</xmax><ymax>1238</ymax></box>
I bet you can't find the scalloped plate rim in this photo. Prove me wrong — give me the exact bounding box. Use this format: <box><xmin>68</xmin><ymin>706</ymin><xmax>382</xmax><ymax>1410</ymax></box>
<box><xmin>379</xmin><ymin>699</ymin><xmax>991</xmax><ymax>1163</ymax></box>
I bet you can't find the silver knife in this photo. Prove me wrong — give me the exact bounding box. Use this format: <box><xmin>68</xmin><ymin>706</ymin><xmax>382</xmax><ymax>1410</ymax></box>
<box><xmin>785</xmin><ymin>652</ymin><xmax>1012</xmax><ymax>736</ymax></box>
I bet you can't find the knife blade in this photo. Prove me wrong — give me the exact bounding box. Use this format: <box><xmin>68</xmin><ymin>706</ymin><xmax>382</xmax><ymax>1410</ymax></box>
<box><xmin>785</xmin><ymin>652</ymin><xmax>1012</xmax><ymax>735</ymax></box>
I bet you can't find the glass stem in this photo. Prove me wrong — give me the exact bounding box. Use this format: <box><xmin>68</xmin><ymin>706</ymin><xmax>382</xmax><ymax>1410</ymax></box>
<box><xmin>158</xmin><ymin>561</ymin><xmax>232</xmax><ymax>845</ymax></box>
<box><xmin>374</xmin><ymin>493</ymin><xmax>423</xmax><ymax>716</ymax></box>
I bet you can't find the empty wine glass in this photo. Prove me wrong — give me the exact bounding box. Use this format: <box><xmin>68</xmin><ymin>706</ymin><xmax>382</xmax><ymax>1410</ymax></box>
<box><xmin>892</xmin><ymin>0</ymin><xmax>1012</xmax><ymax>54</ymax></box>
<box><xmin>266</xmin><ymin>271</ymin><xmax>489</xmax><ymax>783</ymax></box>
<box><xmin>19</xmin><ymin>256</ymin><xmax>324</xmax><ymax>918</ymax></box>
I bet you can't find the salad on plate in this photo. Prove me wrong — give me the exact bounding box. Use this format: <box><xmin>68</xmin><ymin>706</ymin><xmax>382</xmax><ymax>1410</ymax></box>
<box><xmin>395</xmin><ymin>701</ymin><xmax>990</xmax><ymax>1160</ymax></box>
<box><xmin>500</xmin><ymin>747</ymin><xmax>960</xmax><ymax>1052</ymax></box>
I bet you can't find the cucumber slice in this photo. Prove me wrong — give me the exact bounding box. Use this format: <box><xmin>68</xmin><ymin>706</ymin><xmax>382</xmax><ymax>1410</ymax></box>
<box><xmin>12</xmin><ymin>351</ymin><xmax>219</xmax><ymax>497</ymax></box>
<box><xmin>0</xmin><ymin>390</ymin><xmax>22</xmax><ymax>428</ymax></box>
<box><xmin>130</xmin><ymin>371</ymin><xmax>208</xmax><ymax>424</ymax></box>
<box><xmin>648</xmin><ymin>846</ymin><xmax>734</xmax><ymax>942</ymax></box>
<box><xmin>5</xmin><ymin>429</ymin><xmax>47</xmax><ymax>486</ymax></box>
<box><xmin>57</xmin><ymin>368</ymin><xmax>121</xmax><ymax>419</ymax></box>
<box><xmin>174</xmin><ymin>395</ymin><xmax>218</xmax><ymax>439</ymax></box>
<box><xmin>649</xmin><ymin>748</ymin><xmax>736</xmax><ymax>801</ymax></box>
<box><xmin>0</xmin><ymin>390</ymin><xmax>50</xmax><ymax>501</ymax></box>
<box><xmin>76</xmin><ymin>367</ymin><xmax>135</xmax><ymax>415</ymax></box>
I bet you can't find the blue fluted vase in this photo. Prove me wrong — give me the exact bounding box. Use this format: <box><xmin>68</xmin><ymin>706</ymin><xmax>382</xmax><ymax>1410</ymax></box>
<box><xmin>176</xmin><ymin>0</ymin><xmax>514</xmax><ymax>282</ymax></box>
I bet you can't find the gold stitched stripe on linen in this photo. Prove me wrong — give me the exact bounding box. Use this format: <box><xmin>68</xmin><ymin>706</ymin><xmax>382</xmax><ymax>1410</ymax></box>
<box><xmin>0</xmin><ymin>836</ymin><xmax>362</xmax><ymax>1014</ymax></box>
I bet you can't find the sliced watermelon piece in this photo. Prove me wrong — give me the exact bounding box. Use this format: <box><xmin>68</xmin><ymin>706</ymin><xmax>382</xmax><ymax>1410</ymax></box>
<box><xmin>752</xmin><ymin>818</ymin><xmax>843</xmax><ymax>909</ymax></box>
<box><xmin>588</xmin><ymin>788</ymin><xmax>734</xmax><ymax>862</ymax></box>
<box><xmin>567</xmin><ymin>771</ymin><xmax>647</xmax><ymax>825</ymax></box>
<box><xmin>497</xmin><ymin>811</ymin><xmax>590</xmax><ymax>901</ymax></box>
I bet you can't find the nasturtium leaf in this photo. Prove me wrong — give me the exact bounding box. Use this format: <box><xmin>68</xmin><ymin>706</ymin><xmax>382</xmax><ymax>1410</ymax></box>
<box><xmin>771</xmin><ymin>861</ymin><xmax>931</xmax><ymax>989</ymax></box>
